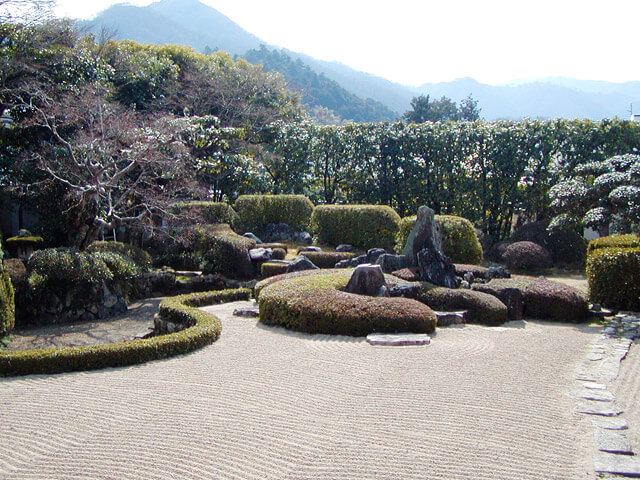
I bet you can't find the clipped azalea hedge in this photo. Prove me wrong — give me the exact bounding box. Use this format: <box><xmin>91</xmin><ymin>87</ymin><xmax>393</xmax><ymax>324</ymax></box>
<box><xmin>587</xmin><ymin>234</ymin><xmax>640</xmax><ymax>255</ymax></box>
<box><xmin>0</xmin><ymin>288</ymin><xmax>250</xmax><ymax>377</ymax></box>
<box><xmin>311</xmin><ymin>204</ymin><xmax>400</xmax><ymax>251</ymax></box>
<box><xmin>395</xmin><ymin>214</ymin><xmax>483</xmax><ymax>264</ymax></box>
<box><xmin>234</xmin><ymin>194</ymin><xmax>314</xmax><ymax>234</ymax></box>
<box><xmin>586</xmin><ymin>247</ymin><xmax>640</xmax><ymax>311</ymax></box>
<box><xmin>257</xmin><ymin>270</ymin><xmax>437</xmax><ymax>336</ymax></box>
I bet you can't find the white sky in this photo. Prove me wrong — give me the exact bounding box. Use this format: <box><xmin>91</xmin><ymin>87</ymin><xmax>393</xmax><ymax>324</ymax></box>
<box><xmin>54</xmin><ymin>0</ymin><xmax>640</xmax><ymax>87</ymax></box>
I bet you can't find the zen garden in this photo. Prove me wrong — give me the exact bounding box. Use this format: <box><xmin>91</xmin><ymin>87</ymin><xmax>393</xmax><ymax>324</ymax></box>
<box><xmin>2</xmin><ymin>13</ymin><xmax>640</xmax><ymax>480</ymax></box>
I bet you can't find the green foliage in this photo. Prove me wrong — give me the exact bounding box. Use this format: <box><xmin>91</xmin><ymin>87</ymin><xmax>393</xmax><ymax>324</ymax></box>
<box><xmin>0</xmin><ymin>266</ymin><xmax>15</xmax><ymax>335</ymax></box>
<box><xmin>299</xmin><ymin>251</ymin><xmax>356</xmax><ymax>268</ymax></box>
<box><xmin>233</xmin><ymin>194</ymin><xmax>314</xmax><ymax>234</ymax></box>
<box><xmin>403</xmin><ymin>94</ymin><xmax>480</xmax><ymax>123</ymax></box>
<box><xmin>0</xmin><ymin>288</ymin><xmax>250</xmax><ymax>376</ymax></box>
<box><xmin>258</xmin><ymin>270</ymin><xmax>437</xmax><ymax>336</ymax></box>
<box><xmin>586</xmin><ymin>247</ymin><xmax>640</xmax><ymax>311</ymax></box>
<box><xmin>28</xmin><ymin>248</ymin><xmax>114</xmax><ymax>286</ymax></box>
<box><xmin>170</xmin><ymin>201</ymin><xmax>238</xmax><ymax>225</ymax></box>
<box><xmin>587</xmin><ymin>234</ymin><xmax>640</xmax><ymax>255</ymax></box>
<box><xmin>417</xmin><ymin>285</ymin><xmax>507</xmax><ymax>326</ymax></box>
<box><xmin>311</xmin><ymin>204</ymin><xmax>400</xmax><ymax>250</ymax></box>
<box><xmin>394</xmin><ymin>214</ymin><xmax>483</xmax><ymax>263</ymax></box>
<box><xmin>260</xmin><ymin>261</ymin><xmax>289</xmax><ymax>278</ymax></box>
<box><xmin>86</xmin><ymin>241</ymin><xmax>152</xmax><ymax>269</ymax></box>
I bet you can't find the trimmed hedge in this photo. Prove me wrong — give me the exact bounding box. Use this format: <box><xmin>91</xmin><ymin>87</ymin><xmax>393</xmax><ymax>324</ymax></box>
<box><xmin>171</xmin><ymin>201</ymin><xmax>238</xmax><ymax>225</ymax></box>
<box><xmin>587</xmin><ymin>234</ymin><xmax>640</xmax><ymax>255</ymax></box>
<box><xmin>255</xmin><ymin>268</ymin><xmax>347</xmax><ymax>298</ymax></box>
<box><xmin>260</xmin><ymin>261</ymin><xmax>290</xmax><ymax>278</ymax></box>
<box><xmin>502</xmin><ymin>241</ymin><xmax>553</xmax><ymax>271</ymax></box>
<box><xmin>311</xmin><ymin>204</ymin><xmax>401</xmax><ymax>251</ymax></box>
<box><xmin>86</xmin><ymin>241</ymin><xmax>152</xmax><ymax>269</ymax></box>
<box><xmin>234</xmin><ymin>195</ymin><xmax>314</xmax><ymax>234</ymax></box>
<box><xmin>416</xmin><ymin>285</ymin><xmax>507</xmax><ymax>326</ymax></box>
<box><xmin>0</xmin><ymin>288</ymin><xmax>251</xmax><ymax>376</ymax></box>
<box><xmin>258</xmin><ymin>270</ymin><xmax>437</xmax><ymax>336</ymax></box>
<box><xmin>586</xmin><ymin>247</ymin><xmax>640</xmax><ymax>311</ymax></box>
<box><xmin>480</xmin><ymin>277</ymin><xmax>589</xmax><ymax>321</ymax></box>
<box><xmin>395</xmin><ymin>214</ymin><xmax>483</xmax><ymax>264</ymax></box>
<box><xmin>299</xmin><ymin>251</ymin><xmax>356</xmax><ymax>268</ymax></box>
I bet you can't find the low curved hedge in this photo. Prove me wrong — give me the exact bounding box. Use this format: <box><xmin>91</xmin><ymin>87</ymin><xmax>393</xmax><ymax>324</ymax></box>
<box><xmin>586</xmin><ymin>247</ymin><xmax>640</xmax><ymax>311</ymax></box>
<box><xmin>416</xmin><ymin>285</ymin><xmax>507</xmax><ymax>326</ymax></box>
<box><xmin>311</xmin><ymin>204</ymin><xmax>400</xmax><ymax>251</ymax></box>
<box><xmin>234</xmin><ymin>194</ymin><xmax>314</xmax><ymax>234</ymax></box>
<box><xmin>395</xmin><ymin>214</ymin><xmax>483</xmax><ymax>264</ymax></box>
<box><xmin>258</xmin><ymin>270</ymin><xmax>436</xmax><ymax>336</ymax></box>
<box><xmin>0</xmin><ymin>288</ymin><xmax>250</xmax><ymax>377</ymax></box>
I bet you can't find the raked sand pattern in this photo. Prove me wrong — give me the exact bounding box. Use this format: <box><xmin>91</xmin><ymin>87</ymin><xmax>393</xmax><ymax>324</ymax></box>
<box><xmin>0</xmin><ymin>301</ymin><xmax>601</xmax><ymax>480</ymax></box>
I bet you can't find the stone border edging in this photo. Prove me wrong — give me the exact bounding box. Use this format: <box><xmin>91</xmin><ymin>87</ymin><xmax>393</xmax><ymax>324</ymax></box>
<box><xmin>0</xmin><ymin>288</ymin><xmax>251</xmax><ymax>377</ymax></box>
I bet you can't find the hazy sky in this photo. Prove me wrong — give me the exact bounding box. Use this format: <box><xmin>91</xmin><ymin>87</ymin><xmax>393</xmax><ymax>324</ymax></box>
<box><xmin>54</xmin><ymin>0</ymin><xmax>639</xmax><ymax>87</ymax></box>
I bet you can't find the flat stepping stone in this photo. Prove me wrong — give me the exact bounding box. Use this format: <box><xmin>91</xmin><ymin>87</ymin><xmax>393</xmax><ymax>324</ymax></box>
<box><xmin>591</xmin><ymin>417</ymin><xmax>629</xmax><ymax>430</ymax></box>
<box><xmin>576</xmin><ymin>389</ymin><xmax>615</xmax><ymax>402</ymax></box>
<box><xmin>594</xmin><ymin>453</ymin><xmax>640</xmax><ymax>476</ymax></box>
<box><xmin>232</xmin><ymin>308</ymin><xmax>260</xmax><ymax>318</ymax></box>
<box><xmin>366</xmin><ymin>333</ymin><xmax>431</xmax><ymax>346</ymax></box>
<box><xmin>584</xmin><ymin>382</ymin><xmax>607</xmax><ymax>390</ymax></box>
<box><xmin>575</xmin><ymin>401</ymin><xmax>622</xmax><ymax>417</ymax></box>
<box><xmin>595</xmin><ymin>429</ymin><xmax>633</xmax><ymax>454</ymax></box>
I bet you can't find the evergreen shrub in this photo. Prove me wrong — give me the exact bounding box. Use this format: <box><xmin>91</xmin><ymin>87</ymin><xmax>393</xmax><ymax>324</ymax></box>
<box><xmin>586</xmin><ymin>247</ymin><xmax>640</xmax><ymax>311</ymax></box>
<box><xmin>311</xmin><ymin>204</ymin><xmax>400</xmax><ymax>251</ymax></box>
<box><xmin>416</xmin><ymin>285</ymin><xmax>507</xmax><ymax>326</ymax></box>
<box><xmin>86</xmin><ymin>241</ymin><xmax>152</xmax><ymax>269</ymax></box>
<box><xmin>299</xmin><ymin>250</ymin><xmax>356</xmax><ymax>268</ymax></box>
<box><xmin>234</xmin><ymin>195</ymin><xmax>314</xmax><ymax>234</ymax></box>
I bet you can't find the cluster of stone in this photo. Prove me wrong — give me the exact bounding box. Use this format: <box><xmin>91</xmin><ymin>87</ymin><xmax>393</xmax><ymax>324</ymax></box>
<box><xmin>573</xmin><ymin>313</ymin><xmax>640</xmax><ymax>476</ymax></box>
<box><xmin>244</xmin><ymin>223</ymin><xmax>312</xmax><ymax>244</ymax></box>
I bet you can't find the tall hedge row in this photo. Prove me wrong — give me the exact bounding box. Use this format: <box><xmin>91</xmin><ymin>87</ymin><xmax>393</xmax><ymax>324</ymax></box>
<box><xmin>233</xmin><ymin>195</ymin><xmax>314</xmax><ymax>234</ymax></box>
<box><xmin>586</xmin><ymin>244</ymin><xmax>640</xmax><ymax>311</ymax></box>
<box><xmin>311</xmin><ymin>204</ymin><xmax>400</xmax><ymax>250</ymax></box>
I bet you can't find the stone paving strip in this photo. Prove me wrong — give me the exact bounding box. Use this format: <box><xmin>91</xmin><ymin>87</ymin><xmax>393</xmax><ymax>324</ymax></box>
<box><xmin>573</xmin><ymin>313</ymin><xmax>640</xmax><ymax>477</ymax></box>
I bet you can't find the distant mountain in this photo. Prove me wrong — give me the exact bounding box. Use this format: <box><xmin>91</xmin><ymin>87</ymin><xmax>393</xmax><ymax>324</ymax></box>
<box><xmin>80</xmin><ymin>0</ymin><xmax>640</xmax><ymax>121</ymax></box>
<box><xmin>416</xmin><ymin>77</ymin><xmax>640</xmax><ymax>120</ymax></box>
<box><xmin>244</xmin><ymin>46</ymin><xmax>396</xmax><ymax>122</ymax></box>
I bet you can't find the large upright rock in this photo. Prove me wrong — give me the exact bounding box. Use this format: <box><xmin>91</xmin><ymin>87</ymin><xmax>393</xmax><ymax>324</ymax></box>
<box><xmin>344</xmin><ymin>264</ymin><xmax>389</xmax><ymax>297</ymax></box>
<box><xmin>402</xmin><ymin>206</ymin><xmax>443</xmax><ymax>261</ymax></box>
<box><xmin>417</xmin><ymin>248</ymin><xmax>459</xmax><ymax>289</ymax></box>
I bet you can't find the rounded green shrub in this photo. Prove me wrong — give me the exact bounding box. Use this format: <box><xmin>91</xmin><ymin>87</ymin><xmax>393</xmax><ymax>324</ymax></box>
<box><xmin>511</xmin><ymin>221</ymin><xmax>586</xmax><ymax>267</ymax></box>
<box><xmin>0</xmin><ymin>238</ymin><xmax>15</xmax><ymax>335</ymax></box>
<box><xmin>395</xmin><ymin>214</ymin><xmax>483</xmax><ymax>264</ymax></box>
<box><xmin>271</xmin><ymin>248</ymin><xmax>287</xmax><ymax>261</ymax></box>
<box><xmin>86</xmin><ymin>241</ymin><xmax>152</xmax><ymax>269</ymax></box>
<box><xmin>311</xmin><ymin>204</ymin><xmax>401</xmax><ymax>251</ymax></box>
<box><xmin>255</xmin><ymin>268</ymin><xmax>344</xmax><ymax>298</ymax></box>
<box><xmin>586</xmin><ymin>247</ymin><xmax>640</xmax><ymax>311</ymax></box>
<box><xmin>0</xmin><ymin>288</ymin><xmax>250</xmax><ymax>376</ymax></box>
<box><xmin>258</xmin><ymin>270</ymin><xmax>437</xmax><ymax>336</ymax></box>
<box><xmin>502</xmin><ymin>241</ymin><xmax>553</xmax><ymax>271</ymax></box>
<box><xmin>416</xmin><ymin>285</ymin><xmax>507</xmax><ymax>326</ymax></box>
<box><xmin>587</xmin><ymin>234</ymin><xmax>640</xmax><ymax>256</ymax></box>
<box><xmin>29</xmin><ymin>248</ymin><xmax>114</xmax><ymax>285</ymax></box>
<box><xmin>234</xmin><ymin>195</ymin><xmax>314</xmax><ymax>234</ymax></box>
<box><xmin>299</xmin><ymin>250</ymin><xmax>356</xmax><ymax>268</ymax></box>
<box><xmin>260</xmin><ymin>261</ymin><xmax>289</xmax><ymax>278</ymax></box>
<box><xmin>171</xmin><ymin>201</ymin><xmax>238</xmax><ymax>225</ymax></box>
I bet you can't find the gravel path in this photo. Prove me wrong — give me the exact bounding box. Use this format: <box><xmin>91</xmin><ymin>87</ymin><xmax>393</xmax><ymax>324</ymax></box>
<box><xmin>0</xmin><ymin>300</ymin><xmax>600</xmax><ymax>480</ymax></box>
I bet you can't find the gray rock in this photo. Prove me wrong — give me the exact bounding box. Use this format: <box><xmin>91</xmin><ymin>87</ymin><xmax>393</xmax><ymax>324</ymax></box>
<box><xmin>594</xmin><ymin>453</ymin><xmax>640</xmax><ymax>475</ymax></box>
<box><xmin>249</xmin><ymin>248</ymin><xmax>272</xmax><ymax>262</ymax></box>
<box><xmin>243</xmin><ymin>232</ymin><xmax>262</xmax><ymax>243</ymax></box>
<box><xmin>591</xmin><ymin>417</ymin><xmax>629</xmax><ymax>430</ymax></box>
<box><xmin>402</xmin><ymin>206</ymin><xmax>443</xmax><ymax>260</ymax></box>
<box><xmin>295</xmin><ymin>231</ymin><xmax>312</xmax><ymax>244</ymax></box>
<box><xmin>376</xmin><ymin>254</ymin><xmax>413</xmax><ymax>273</ymax></box>
<box><xmin>575</xmin><ymin>401</ymin><xmax>623</xmax><ymax>416</ymax></box>
<box><xmin>460</xmin><ymin>280</ymin><xmax>471</xmax><ymax>289</ymax></box>
<box><xmin>233</xmin><ymin>308</ymin><xmax>260</xmax><ymax>318</ymax></box>
<box><xmin>463</xmin><ymin>271</ymin><xmax>475</xmax><ymax>284</ymax></box>
<box><xmin>594</xmin><ymin>429</ymin><xmax>633</xmax><ymax>454</ymax></box>
<box><xmin>576</xmin><ymin>389</ymin><xmax>615</xmax><ymax>402</ymax></box>
<box><xmin>485</xmin><ymin>266</ymin><xmax>510</xmax><ymax>280</ymax></box>
<box><xmin>344</xmin><ymin>264</ymin><xmax>388</xmax><ymax>297</ymax></box>
<box><xmin>286</xmin><ymin>255</ymin><xmax>319</xmax><ymax>273</ymax></box>
<box><xmin>336</xmin><ymin>244</ymin><xmax>354</xmax><ymax>252</ymax></box>
<box><xmin>366</xmin><ymin>333</ymin><xmax>431</xmax><ymax>346</ymax></box>
<box><xmin>435</xmin><ymin>310</ymin><xmax>467</xmax><ymax>326</ymax></box>
<box><xmin>472</xmin><ymin>284</ymin><xmax>523</xmax><ymax>321</ymax></box>
<box><xmin>366</xmin><ymin>248</ymin><xmax>387</xmax><ymax>264</ymax></box>
<box><xmin>262</xmin><ymin>223</ymin><xmax>295</xmax><ymax>242</ymax></box>
<box><xmin>388</xmin><ymin>283</ymin><xmax>420</xmax><ymax>299</ymax></box>
<box><xmin>298</xmin><ymin>246</ymin><xmax>321</xmax><ymax>253</ymax></box>
<box><xmin>416</xmin><ymin>248</ymin><xmax>458</xmax><ymax>288</ymax></box>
